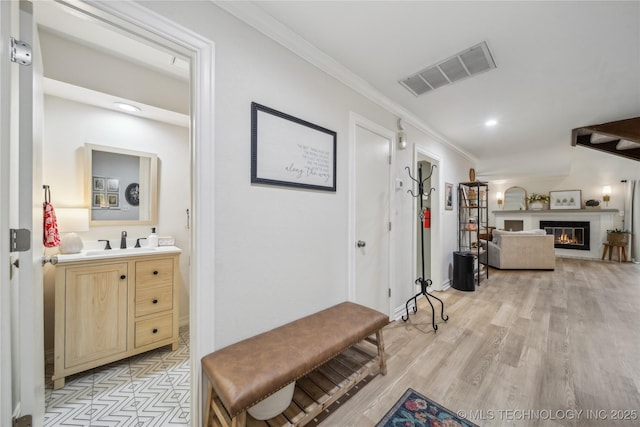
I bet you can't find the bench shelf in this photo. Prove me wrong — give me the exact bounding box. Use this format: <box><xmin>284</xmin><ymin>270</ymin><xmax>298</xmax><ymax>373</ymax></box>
<box><xmin>206</xmin><ymin>341</ymin><xmax>380</xmax><ymax>427</ymax></box>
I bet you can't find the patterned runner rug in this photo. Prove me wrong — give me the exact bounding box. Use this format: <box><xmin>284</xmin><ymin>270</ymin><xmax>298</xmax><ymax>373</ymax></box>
<box><xmin>376</xmin><ymin>388</ymin><xmax>479</xmax><ymax>427</ymax></box>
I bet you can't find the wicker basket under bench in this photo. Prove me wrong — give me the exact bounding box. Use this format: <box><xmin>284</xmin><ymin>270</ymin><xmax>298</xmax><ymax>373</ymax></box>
<box><xmin>202</xmin><ymin>302</ymin><xmax>389</xmax><ymax>427</ymax></box>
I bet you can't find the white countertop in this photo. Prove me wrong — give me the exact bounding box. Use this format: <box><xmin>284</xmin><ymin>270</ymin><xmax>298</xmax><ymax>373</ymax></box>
<box><xmin>54</xmin><ymin>245</ymin><xmax>182</xmax><ymax>264</ymax></box>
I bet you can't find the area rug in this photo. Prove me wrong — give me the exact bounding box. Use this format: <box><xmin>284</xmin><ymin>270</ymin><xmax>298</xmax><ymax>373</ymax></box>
<box><xmin>376</xmin><ymin>388</ymin><xmax>479</xmax><ymax>427</ymax></box>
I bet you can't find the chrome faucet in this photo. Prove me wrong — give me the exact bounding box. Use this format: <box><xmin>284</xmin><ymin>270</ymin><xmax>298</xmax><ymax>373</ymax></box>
<box><xmin>120</xmin><ymin>231</ymin><xmax>127</xmax><ymax>249</ymax></box>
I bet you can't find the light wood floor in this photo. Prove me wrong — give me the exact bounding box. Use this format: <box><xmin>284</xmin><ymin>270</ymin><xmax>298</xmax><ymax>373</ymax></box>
<box><xmin>323</xmin><ymin>258</ymin><xmax>640</xmax><ymax>426</ymax></box>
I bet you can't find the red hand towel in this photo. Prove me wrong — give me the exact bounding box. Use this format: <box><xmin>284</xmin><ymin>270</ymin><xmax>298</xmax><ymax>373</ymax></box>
<box><xmin>43</xmin><ymin>201</ymin><xmax>60</xmax><ymax>247</ymax></box>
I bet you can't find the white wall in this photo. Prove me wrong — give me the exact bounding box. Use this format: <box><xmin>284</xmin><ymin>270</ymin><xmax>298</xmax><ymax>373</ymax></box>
<box><xmin>141</xmin><ymin>1</ymin><xmax>475</xmax><ymax>348</ymax></box>
<box><xmin>486</xmin><ymin>146</ymin><xmax>640</xmax><ymax>231</ymax></box>
<box><xmin>42</xmin><ymin>95</ymin><xmax>190</xmax><ymax>352</ymax></box>
<box><xmin>39</xmin><ymin>30</ymin><xmax>189</xmax><ymax>115</ymax></box>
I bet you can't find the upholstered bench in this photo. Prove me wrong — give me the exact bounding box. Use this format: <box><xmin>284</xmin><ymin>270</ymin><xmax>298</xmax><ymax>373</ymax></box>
<box><xmin>201</xmin><ymin>302</ymin><xmax>388</xmax><ymax>427</ymax></box>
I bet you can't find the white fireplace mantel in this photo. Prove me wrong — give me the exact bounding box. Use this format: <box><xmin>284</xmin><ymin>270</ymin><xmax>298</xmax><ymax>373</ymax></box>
<box><xmin>492</xmin><ymin>209</ymin><xmax>621</xmax><ymax>259</ymax></box>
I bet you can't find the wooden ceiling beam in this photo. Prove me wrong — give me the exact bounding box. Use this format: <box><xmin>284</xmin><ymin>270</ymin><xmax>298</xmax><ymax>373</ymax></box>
<box><xmin>571</xmin><ymin>116</ymin><xmax>640</xmax><ymax>162</ymax></box>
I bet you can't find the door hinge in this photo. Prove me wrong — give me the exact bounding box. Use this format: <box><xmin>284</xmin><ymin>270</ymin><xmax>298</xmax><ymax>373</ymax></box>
<box><xmin>10</xmin><ymin>37</ymin><xmax>32</xmax><ymax>66</ymax></box>
<box><xmin>9</xmin><ymin>228</ymin><xmax>31</xmax><ymax>252</ymax></box>
<box><xmin>389</xmin><ymin>222</ymin><xmax>392</xmax><ymax>231</ymax></box>
<box><xmin>388</xmin><ymin>288</ymin><xmax>391</xmax><ymax>297</ymax></box>
<box><xmin>388</xmin><ymin>155</ymin><xmax>392</xmax><ymax>165</ymax></box>
<box><xmin>13</xmin><ymin>415</ymin><xmax>32</xmax><ymax>427</ymax></box>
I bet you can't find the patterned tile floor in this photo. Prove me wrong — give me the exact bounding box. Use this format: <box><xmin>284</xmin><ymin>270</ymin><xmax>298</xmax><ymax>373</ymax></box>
<box><xmin>44</xmin><ymin>326</ymin><xmax>190</xmax><ymax>426</ymax></box>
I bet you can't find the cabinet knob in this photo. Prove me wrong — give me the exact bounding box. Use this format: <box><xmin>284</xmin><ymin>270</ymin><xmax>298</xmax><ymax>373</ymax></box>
<box><xmin>153</xmin><ymin>270</ymin><xmax>159</xmax><ymax>275</ymax></box>
<box><xmin>152</xmin><ymin>299</ymin><xmax>158</xmax><ymax>304</ymax></box>
<box><xmin>120</xmin><ymin>275</ymin><xmax>126</xmax><ymax>280</ymax></box>
<box><xmin>152</xmin><ymin>328</ymin><xmax>158</xmax><ymax>334</ymax></box>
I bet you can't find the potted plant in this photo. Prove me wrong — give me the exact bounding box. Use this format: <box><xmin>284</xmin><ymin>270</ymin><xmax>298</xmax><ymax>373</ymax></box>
<box><xmin>606</xmin><ymin>229</ymin><xmax>631</xmax><ymax>245</ymax></box>
<box><xmin>527</xmin><ymin>193</ymin><xmax>550</xmax><ymax>210</ymax></box>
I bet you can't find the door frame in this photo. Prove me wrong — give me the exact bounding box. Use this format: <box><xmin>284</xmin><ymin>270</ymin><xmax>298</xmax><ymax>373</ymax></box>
<box><xmin>1</xmin><ymin>1</ymin><xmax>17</xmax><ymax>422</ymax></box>
<box><xmin>348</xmin><ymin>112</ymin><xmax>395</xmax><ymax>316</ymax></box>
<box><xmin>413</xmin><ymin>146</ymin><xmax>444</xmax><ymax>291</ymax></box>
<box><xmin>50</xmin><ymin>1</ymin><xmax>216</xmax><ymax>425</ymax></box>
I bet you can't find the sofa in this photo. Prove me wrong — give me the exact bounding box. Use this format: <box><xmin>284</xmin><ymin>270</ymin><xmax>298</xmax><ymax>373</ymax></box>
<box><xmin>484</xmin><ymin>229</ymin><xmax>555</xmax><ymax>270</ymax></box>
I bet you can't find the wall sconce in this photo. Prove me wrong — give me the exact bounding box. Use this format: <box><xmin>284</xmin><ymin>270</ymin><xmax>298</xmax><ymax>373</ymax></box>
<box><xmin>602</xmin><ymin>185</ymin><xmax>611</xmax><ymax>207</ymax></box>
<box><xmin>496</xmin><ymin>191</ymin><xmax>503</xmax><ymax>209</ymax></box>
<box><xmin>397</xmin><ymin>118</ymin><xmax>407</xmax><ymax>150</ymax></box>
<box><xmin>56</xmin><ymin>208</ymin><xmax>89</xmax><ymax>254</ymax></box>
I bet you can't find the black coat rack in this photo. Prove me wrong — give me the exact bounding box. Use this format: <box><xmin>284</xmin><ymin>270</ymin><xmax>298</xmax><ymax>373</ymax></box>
<box><xmin>402</xmin><ymin>165</ymin><xmax>448</xmax><ymax>331</ymax></box>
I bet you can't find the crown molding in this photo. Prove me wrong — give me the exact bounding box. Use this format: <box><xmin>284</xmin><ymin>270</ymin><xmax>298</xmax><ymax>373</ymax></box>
<box><xmin>213</xmin><ymin>1</ymin><xmax>476</xmax><ymax>162</ymax></box>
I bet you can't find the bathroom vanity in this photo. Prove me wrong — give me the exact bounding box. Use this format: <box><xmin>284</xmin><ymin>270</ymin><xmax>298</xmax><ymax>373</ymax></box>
<box><xmin>52</xmin><ymin>247</ymin><xmax>181</xmax><ymax>389</ymax></box>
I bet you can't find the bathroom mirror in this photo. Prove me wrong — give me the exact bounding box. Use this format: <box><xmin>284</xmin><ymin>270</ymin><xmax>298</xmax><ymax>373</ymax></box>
<box><xmin>503</xmin><ymin>186</ymin><xmax>527</xmax><ymax>210</ymax></box>
<box><xmin>85</xmin><ymin>143</ymin><xmax>158</xmax><ymax>225</ymax></box>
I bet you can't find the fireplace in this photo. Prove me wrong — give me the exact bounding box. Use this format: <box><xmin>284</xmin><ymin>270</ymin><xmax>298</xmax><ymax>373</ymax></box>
<box><xmin>540</xmin><ymin>221</ymin><xmax>590</xmax><ymax>250</ymax></box>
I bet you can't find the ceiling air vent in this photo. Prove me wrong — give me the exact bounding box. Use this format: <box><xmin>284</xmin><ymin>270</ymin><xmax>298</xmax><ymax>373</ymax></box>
<box><xmin>400</xmin><ymin>41</ymin><xmax>496</xmax><ymax>96</ymax></box>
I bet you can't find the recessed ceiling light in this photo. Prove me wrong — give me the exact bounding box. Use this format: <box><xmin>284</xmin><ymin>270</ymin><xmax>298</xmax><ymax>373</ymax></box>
<box><xmin>485</xmin><ymin>119</ymin><xmax>498</xmax><ymax>127</ymax></box>
<box><xmin>114</xmin><ymin>102</ymin><xmax>141</xmax><ymax>113</ymax></box>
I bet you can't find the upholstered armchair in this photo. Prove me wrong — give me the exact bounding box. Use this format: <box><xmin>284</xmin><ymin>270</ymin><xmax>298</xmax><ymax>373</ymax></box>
<box><xmin>484</xmin><ymin>229</ymin><xmax>555</xmax><ymax>270</ymax></box>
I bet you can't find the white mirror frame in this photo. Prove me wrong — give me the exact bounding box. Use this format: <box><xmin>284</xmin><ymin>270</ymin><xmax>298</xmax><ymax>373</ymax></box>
<box><xmin>503</xmin><ymin>186</ymin><xmax>528</xmax><ymax>211</ymax></box>
<box><xmin>85</xmin><ymin>143</ymin><xmax>158</xmax><ymax>226</ymax></box>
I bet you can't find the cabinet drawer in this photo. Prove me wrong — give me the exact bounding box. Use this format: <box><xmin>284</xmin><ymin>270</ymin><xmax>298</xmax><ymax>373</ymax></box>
<box><xmin>136</xmin><ymin>284</ymin><xmax>173</xmax><ymax>317</ymax></box>
<box><xmin>135</xmin><ymin>258</ymin><xmax>173</xmax><ymax>289</ymax></box>
<box><xmin>135</xmin><ymin>313</ymin><xmax>173</xmax><ymax>348</ymax></box>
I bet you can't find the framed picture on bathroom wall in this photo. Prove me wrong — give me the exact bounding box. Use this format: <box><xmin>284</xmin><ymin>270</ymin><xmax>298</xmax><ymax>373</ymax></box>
<box><xmin>549</xmin><ymin>190</ymin><xmax>581</xmax><ymax>210</ymax></box>
<box><xmin>93</xmin><ymin>177</ymin><xmax>105</xmax><ymax>191</ymax></box>
<box><xmin>251</xmin><ymin>102</ymin><xmax>337</xmax><ymax>191</ymax></box>
<box><xmin>107</xmin><ymin>193</ymin><xmax>119</xmax><ymax>208</ymax></box>
<box><xmin>93</xmin><ymin>193</ymin><xmax>106</xmax><ymax>208</ymax></box>
<box><xmin>107</xmin><ymin>178</ymin><xmax>120</xmax><ymax>192</ymax></box>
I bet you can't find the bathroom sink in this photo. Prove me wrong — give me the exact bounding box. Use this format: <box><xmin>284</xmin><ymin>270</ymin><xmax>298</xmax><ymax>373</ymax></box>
<box><xmin>54</xmin><ymin>246</ymin><xmax>181</xmax><ymax>264</ymax></box>
<box><xmin>84</xmin><ymin>247</ymin><xmax>159</xmax><ymax>257</ymax></box>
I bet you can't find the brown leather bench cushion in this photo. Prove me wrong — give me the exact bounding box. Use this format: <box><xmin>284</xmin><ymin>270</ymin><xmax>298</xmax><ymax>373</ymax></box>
<box><xmin>201</xmin><ymin>302</ymin><xmax>388</xmax><ymax>417</ymax></box>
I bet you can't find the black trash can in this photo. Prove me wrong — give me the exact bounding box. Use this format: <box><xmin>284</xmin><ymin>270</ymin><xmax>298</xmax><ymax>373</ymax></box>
<box><xmin>452</xmin><ymin>251</ymin><xmax>475</xmax><ymax>291</ymax></box>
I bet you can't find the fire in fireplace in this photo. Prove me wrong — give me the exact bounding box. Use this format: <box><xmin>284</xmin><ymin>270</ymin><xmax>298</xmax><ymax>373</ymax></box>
<box><xmin>539</xmin><ymin>221</ymin><xmax>590</xmax><ymax>251</ymax></box>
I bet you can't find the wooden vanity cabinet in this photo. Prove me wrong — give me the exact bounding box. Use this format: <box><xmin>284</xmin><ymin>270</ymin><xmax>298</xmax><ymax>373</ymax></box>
<box><xmin>53</xmin><ymin>253</ymin><xmax>180</xmax><ymax>389</ymax></box>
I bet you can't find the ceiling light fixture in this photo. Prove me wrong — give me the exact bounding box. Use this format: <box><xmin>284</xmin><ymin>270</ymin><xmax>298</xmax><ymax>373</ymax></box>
<box><xmin>114</xmin><ymin>102</ymin><xmax>141</xmax><ymax>113</ymax></box>
<box><xmin>485</xmin><ymin>119</ymin><xmax>498</xmax><ymax>127</ymax></box>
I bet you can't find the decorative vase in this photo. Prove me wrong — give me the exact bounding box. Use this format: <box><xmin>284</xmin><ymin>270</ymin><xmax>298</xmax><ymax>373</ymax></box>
<box><xmin>529</xmin><ymin>201</ymin><xmax>544</xmax><ymax>210</ymax></box>
<box><xmin>469</xmin><ymin>168</ymin><xmax>476</xmax><ymax>182</ymax></box>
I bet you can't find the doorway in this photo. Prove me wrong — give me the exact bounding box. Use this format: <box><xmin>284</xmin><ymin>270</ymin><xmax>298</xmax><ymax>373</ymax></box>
<box><xmin>36</xmin><ymin>2</ymin><xmax>197</xmax><ymax>423</ymax></box>
<box><xmin>414</xmin><ymin>148</ymin><xmax>443</xmax><ymax>291</ymax></box>
<box><xmin>416</xmin><ymin>160</ymin><xmax>433</xmax><ymax>283</ymax></box>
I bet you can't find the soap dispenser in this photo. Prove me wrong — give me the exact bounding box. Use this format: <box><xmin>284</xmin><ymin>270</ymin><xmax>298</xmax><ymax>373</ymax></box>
<box><xmin>148</xmin><ymin>227</ymin><xmax>159</xmax><ymax>248</ymax></box>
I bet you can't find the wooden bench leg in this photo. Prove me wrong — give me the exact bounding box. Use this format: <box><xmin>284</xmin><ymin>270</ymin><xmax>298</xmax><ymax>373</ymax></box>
<box><xmin>205</xmin><ymin>384</ymin><xmax>213</xmax><ymax>427</ymax></box>
<box><xmin>231</xmin><ymin>412</ymin><xmax>246</xmax><ymax>427</ymax></box>
<box><xmin>622</xmin><ymin>246</ymin><xmax>627</xmax><ymax>262</ymax></box>
<box><xmin>376</xmin><ymin>330</ymin><xmax>387</xmax><ymax>375</ymax></box>
<box><xmin>602</xmin><ymin>244</ymin><xmax>609</xmax><ymax>260</ymax></box>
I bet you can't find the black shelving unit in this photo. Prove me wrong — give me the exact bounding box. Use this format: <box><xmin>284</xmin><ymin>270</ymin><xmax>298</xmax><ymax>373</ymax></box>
<box><xmin>456</xmin><ymin>181</ymin><xmax>489</xmax><ymax>287</ymax></box>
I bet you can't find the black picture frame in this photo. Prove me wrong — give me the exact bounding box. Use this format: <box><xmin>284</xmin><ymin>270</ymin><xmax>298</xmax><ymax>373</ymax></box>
<box><xmin>251</xmin><ymin>102</ymin><xmax>337</xmax><ymax>191</ymax></box>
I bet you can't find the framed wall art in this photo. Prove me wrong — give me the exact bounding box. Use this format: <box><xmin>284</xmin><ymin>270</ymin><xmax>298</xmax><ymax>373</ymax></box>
<box><xmin>251</xmin><ymin>102</ymin><xmax>337</xmax><ymax>191</ymax></box>
<box><xmin>93</xmin><ymin>177</ymin><xmax>105</xmax><ymax>191</ymax></box>
<box><xmin>549</xmin><ymin>190</ymin><xmax>582</xmax><ymax>210</ymax></box>
<box><xmin>444</xmin><ymin>182</ymin><xmax>454</xmax><ymax>210</ymax></box>
<box><xmin>93</xmin><ymin>193</ymin><xmax>106</xmax><ymax>208</ymax></box>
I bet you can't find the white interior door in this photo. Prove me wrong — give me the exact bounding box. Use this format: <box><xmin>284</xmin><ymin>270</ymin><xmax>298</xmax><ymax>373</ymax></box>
<box><xmin>354</xmin><ymin>121</ymin><xmax>391</xmax><ymax>314</ymax></box>
<box><xmin>0</xmin><ymin>1</ymin><xmax>44</xmax><ymax>424</ymax></box>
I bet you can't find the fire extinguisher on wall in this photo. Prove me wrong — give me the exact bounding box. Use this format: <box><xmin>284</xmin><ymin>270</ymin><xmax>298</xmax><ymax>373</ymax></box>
<box><xmin>423</xmin><ymin>207</ymin><xmax>431</xmax><ymax>228</ymax></box>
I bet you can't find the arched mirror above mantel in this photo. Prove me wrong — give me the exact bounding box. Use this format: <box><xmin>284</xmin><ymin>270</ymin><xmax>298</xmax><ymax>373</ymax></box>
<box><xmin>503</xmin><ymin>186</ymin><xmax>527</xmax><ymax>211</ymax></box>
<box><xmin>85</xmin><ymin>143</ymin><xmax>158</xmax><ymax>226</ymax></box>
